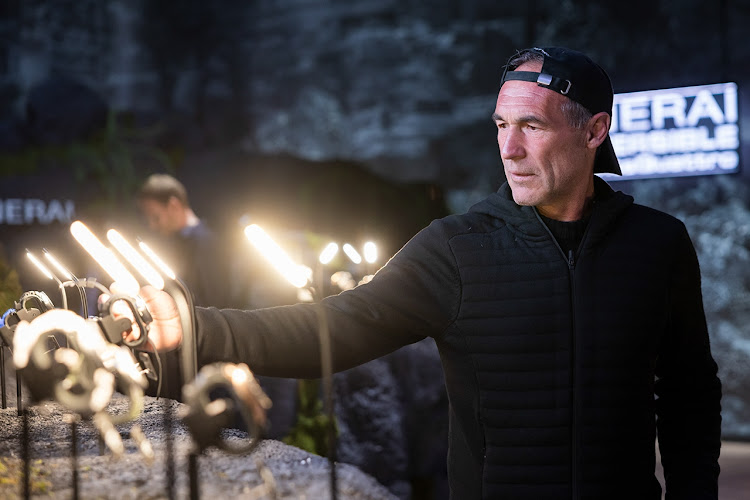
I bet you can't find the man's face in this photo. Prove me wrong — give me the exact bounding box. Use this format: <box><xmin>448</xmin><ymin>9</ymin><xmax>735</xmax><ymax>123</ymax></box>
<box><xmin>138</xmin><ymin>198</ymin><xmax>181</xmax><ymax>236</ymax></box>
<box><xmin>493</xmin><ymin>61</ymin><xmax>594</xmax><ymax>220</ymax></box>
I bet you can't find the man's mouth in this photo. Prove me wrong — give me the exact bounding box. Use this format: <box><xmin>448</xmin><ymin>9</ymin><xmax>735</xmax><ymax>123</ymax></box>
<box><xmin>508</xmin><ymin>171</ymin><xmax>534</xmax><ymax>182</ymax></box>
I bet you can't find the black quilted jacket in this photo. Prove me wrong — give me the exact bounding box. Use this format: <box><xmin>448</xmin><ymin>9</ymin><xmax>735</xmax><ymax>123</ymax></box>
<box><xmin>194</xmin><ymin>178</ymin><xmax>721</xmax><ymax>499</ymax></box>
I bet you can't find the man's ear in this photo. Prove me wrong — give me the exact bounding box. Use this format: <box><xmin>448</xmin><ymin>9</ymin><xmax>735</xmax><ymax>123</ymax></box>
<box><xmin>166</xmin><ymin>195</ymin><xmax>182</xmax><ymax>211</ymax></box>
<box><xmin>587</xmin><ymin>112</ymin><xmax>611</xmax><ymax>150</ymax></box>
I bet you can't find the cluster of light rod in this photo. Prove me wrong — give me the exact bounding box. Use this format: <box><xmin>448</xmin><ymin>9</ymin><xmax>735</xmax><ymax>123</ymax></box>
<box><xmin>107</xmin><ymin>230</ymin><xmax>165</xmax><ymax>290</ymax></box>
<box><xmin>342</xmin><ymin>244</ymin><xmax>362</xmax><ymax>265</ymax></box>
<box><xmin>363</xmin><ymin>242</ymin><xmax>377</xmax><ymax>264</ymax></box>
<box><xmin>70</xmin><ymin>221</ymin><xmax>140</xmax><ymax>296</ymax></box>
<box><xmin>138</xmin><ymin>241</ymin><xmax>176</xmax><ymax>281</ymax></box>
<box><xmin>43</xmin><ymin>250</ymin><xmax>74</xmax><ymax>281</ymax></box>
<box><xmin>26</xmin><ymin>251</ymin><xmax>55</xmax><ymax>281</ymax></box>
<box><xmin>27</xmin><ymin>250</ymin><xmax>64</xmax><ymax>300</ymax></box>
<box><xmin>319</xmin><ymin>241</ymin><xmax>378</xmax><ymax>267</ymax></box>
<box><xmin>318</xmin><ymin>242</ymin><xmax>339</xmax><ymax>265</ymax></box>
<box><xmin>244</xmin><ymin>224</ymin><xmax>310</xmax><ymax>289</ymax></box>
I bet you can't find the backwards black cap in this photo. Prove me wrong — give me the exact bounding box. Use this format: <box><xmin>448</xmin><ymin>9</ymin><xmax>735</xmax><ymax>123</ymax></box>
<box><xmin>500</xmin><ymin>47</ymin><xmax>621</xmax><ymax>176</ymax></box>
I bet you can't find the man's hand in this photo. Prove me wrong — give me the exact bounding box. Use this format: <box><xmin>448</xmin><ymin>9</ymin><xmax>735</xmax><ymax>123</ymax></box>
<box><xmin>107</xmin><ymin>284</ymin><xmax>183</xmax><ymax>351</ymax></box>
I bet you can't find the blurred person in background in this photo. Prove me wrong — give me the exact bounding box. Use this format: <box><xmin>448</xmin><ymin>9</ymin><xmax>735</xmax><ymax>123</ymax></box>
<box><xmin>136</xmin><ymin>173</ymin><xmax>231</xmax><ymax>307</ymax></box>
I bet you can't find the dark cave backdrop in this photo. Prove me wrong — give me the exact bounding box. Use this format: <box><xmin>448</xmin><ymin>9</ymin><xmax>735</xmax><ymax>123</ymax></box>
<box><xmin>1</xmin><ymin>2</ymin><xmax>750</xmax><ymax>496</ymax></box>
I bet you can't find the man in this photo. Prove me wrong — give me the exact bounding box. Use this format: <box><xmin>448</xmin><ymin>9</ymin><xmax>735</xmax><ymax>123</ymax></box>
<box><xmin>128</xmin><ymin>48</ymin><xmax>722</xmax><ymax>499</ymax></box>
<box><xmin>136</xmin><ymin>173</ymin><xmax>230</xmax><ymax>307</ymax></box>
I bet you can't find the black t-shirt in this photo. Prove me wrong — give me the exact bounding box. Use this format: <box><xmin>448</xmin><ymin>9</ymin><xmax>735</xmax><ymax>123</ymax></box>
<box><xmin>539</xmin><ymin>213</ymin><xmax>590</xmax><ymax>256</ymax></box>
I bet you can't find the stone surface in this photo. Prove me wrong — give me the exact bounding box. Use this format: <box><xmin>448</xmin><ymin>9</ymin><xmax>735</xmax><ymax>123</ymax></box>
<box><xmin>0</xmin><ymin>385</ymin><xmax>397</xmax><ymax>500</ymax></box>
<box><xmin>0</xmin><ymin>339</ymin><xmax>446</xmax><ymax>500</ymax></box>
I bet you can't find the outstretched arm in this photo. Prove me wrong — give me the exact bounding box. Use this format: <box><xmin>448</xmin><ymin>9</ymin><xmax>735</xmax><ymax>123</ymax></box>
<box><xmin>192</xmin><ymin>219</ymin><xmax>461</xmax><ymax>378</ymax></box>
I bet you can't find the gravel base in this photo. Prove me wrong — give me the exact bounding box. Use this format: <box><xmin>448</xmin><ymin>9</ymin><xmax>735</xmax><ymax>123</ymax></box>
<box><xmin>0</xmin><ymin>389</ymin><xmax>397</xmax><ymax>500</ymax></box>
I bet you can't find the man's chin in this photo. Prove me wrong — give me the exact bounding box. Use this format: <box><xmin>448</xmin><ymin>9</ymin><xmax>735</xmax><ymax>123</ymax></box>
<box><xmin>510</xmin><ymin>188</ymin><xmax>538</xmax><ymax>207</ymax></box>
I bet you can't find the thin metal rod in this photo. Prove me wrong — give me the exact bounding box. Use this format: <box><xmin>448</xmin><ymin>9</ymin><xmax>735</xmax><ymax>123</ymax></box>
<box><xmin>164</xmin><ymin>279</ymin><xmax>197</xmax><ymax>385</ymax></box>
<box><xmin>189</xmin><ymin>451</ymin><xmax>199</xmax><ymax>500</ymax></box>
<box><xmin>22</xmin><ymin>408</ymin><xmax>30</xmax><ymax>500</ymax></box>
<box><xmin>70</xmin><ymin>416</ymin><xmax>79</xmax><ymax>500</ymax></box>
<box><xmin>163</xmin><ymin>378</ymin><xmax>175</xmax><ymax>500</ymax></box>
<box><xmin>16</xmin><ymin>376</ymin><xmax>22</xmax><ymax>416</ymax></box>
<box><xmin>56</xmin><ymin>282</ymin><xmax>68</xmax><ymax>310</ymax></box>
<box><xmin>315</xmin><ymin>301</ymin><xmax>337</xmax><ymax>500</ymax></box>
<box><xmin>1</xmin><ymin>343</ymin><xmax>6</xmax><ymax>409</ymax></box>
<box><xmin>77</xmin><ymin>283</ymin><xmax>88</xmax><ymax>318</ymax></box>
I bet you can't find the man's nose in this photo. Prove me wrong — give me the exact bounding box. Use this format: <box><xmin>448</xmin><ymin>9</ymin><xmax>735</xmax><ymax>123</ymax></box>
<box><xmin>499</xmin><ymin>128</ymin><xmax>525</xmax><ymax>161</ymax></box>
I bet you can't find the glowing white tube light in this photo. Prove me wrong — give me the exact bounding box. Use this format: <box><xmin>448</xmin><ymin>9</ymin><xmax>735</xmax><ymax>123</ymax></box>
<box><xmin>107</xmin><ymin>230</ymin><xmax>165</xmax><ymax>290</ymax></box>
<box><xmin>342</xmin><ymin>243</ymin><xmax>362</xmax><ymax>264</ymax></box>
<box><xmin>137</xmin><ymin>241</ymin><xmax>176</xmax><ymax>281</ymax></box>
<box><xmin>70</xmin><ymin>221</ymin><xmax>140</xmax><ymax>295</ymax></box>
<box><xmin>26</xmin><ymin>250</ymin><xmax>54</xmax><ymax>280</ymax></box>
<box><xmin>231</xmin><ymin>365</ymin><xmax>248</xmax><ymax>385</ymax></box>
<box><xmin>363</xmin><ymin>241</ymin><xmax>378</xmax><ymax>264</ymax></box>
<box><xmin>244</xmin><ymin>224</ymin><xmax>310</xmax><ymax>289</ymax></box>
<box><xmin>43</xmin><ymin>249</ymin><xmax>73</xmax><ymax>281</ymax></box>
<box><xmin>318</xmin><ymin>242</ymin><xmax>339</xmax><ymax>265</ymax></box>
<box><xmin>29</xmin><ymin>249</ymin><xmax>69</xmax><ymax>310</ymax></box>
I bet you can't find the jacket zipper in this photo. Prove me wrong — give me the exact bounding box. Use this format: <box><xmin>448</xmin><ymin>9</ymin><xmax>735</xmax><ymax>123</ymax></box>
<box><xmin>535</xmin><ymin>209</ymin><xmax>592</xmax><ymax>500</ymax></box>
<box><xmin>567</xmin><ymin>249</ymin><xmax>579</xmax><ymax>500</ymax></box>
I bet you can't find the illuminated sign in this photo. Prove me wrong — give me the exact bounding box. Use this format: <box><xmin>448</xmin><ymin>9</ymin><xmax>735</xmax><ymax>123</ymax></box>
<box><xmin>0</xmin><ymin>198</ymin><xmax>76</xmax><ymax>225</ymax></box>
<box><xmin>605</xmin><ymin>82</ymin><xmax>739</xmax><ymax>180</ymax></box>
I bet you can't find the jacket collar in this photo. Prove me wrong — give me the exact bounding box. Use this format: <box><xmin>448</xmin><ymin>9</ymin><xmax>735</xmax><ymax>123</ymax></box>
<box><xmin>468</xmin><ymin>177</ymin><xmax>634</xmax><ymax>242</ymax></box>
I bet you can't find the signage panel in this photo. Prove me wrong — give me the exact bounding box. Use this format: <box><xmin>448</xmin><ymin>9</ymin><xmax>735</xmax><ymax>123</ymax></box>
<box><xmin>605</xmin><ymin>82</ymin><xmax>739</xmax><ymax>180</ymax></box>
<box><xmin>0</xmin><ymin>198</ymin><xmax>76</xmax><ymax>225</ymax></box>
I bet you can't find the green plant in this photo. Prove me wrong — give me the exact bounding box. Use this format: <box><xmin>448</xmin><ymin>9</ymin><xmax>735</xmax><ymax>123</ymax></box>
<box><xmin>0</xmin><ymin>245</ymin><xmax>22</xmax><ymax>313</ymax></box>
<box><xmin>282</xmin><ymin>379</ymin><xmax>338</xmax><ymax>457</ymax></box>
<box><xmin>0</xmin><ymin>110</ymin><xmax>180</xmax><ymax>220</ymax></box>
<box><xmin>68</xmin><ymin>111</ymin><xmax>177</xmax><ymax>215</ymax></box>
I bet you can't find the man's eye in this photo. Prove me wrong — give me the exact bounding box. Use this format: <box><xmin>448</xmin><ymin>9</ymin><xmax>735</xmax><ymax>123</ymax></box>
<box><xmin>526</xmin><ymin>124</ymin><xmax>538</xmax><ymax>131</ymax></box>
<box><xmin>496</xmin><ymin>122</ymin><xmax>507</xmax><ymax>129</ymax></box>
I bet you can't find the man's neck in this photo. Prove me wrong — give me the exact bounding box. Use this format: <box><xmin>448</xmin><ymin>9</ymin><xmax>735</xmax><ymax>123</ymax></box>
<box><xmin>537</xmin><ymin>194</ymin><xmax>595</xmax><ymax>221</ymax></box>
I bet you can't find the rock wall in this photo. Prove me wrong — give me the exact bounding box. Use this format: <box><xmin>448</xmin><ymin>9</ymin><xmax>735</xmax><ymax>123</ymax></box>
<box><xmin>3</xmin><ymin>1</ymin><xmax>750</xmax><ymax>191</ymax></box>
<box><xmin>624</xmin><ymin>176</ymin><xmax>750</xmax><ymax>439</ymax></box>
<box><xmin>0</xmin><ymin>2</ymin><xmax>749</xmax><ymax>484</ymax></box>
